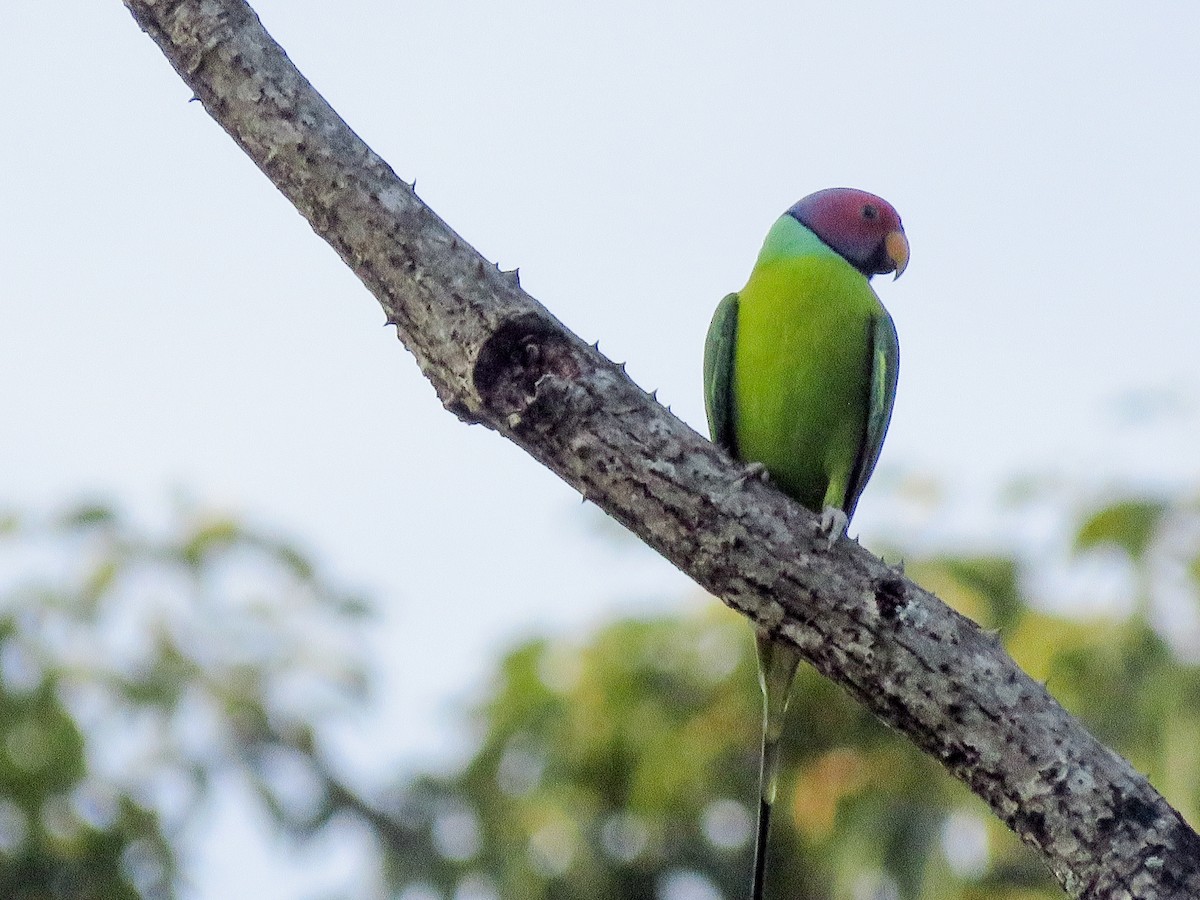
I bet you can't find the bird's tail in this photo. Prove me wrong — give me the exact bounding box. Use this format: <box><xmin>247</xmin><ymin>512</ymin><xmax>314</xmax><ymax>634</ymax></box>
<box><xmin>750</xmin><ymin>632</ymin><xmax>801</xmax><ymax>900</ymax></box>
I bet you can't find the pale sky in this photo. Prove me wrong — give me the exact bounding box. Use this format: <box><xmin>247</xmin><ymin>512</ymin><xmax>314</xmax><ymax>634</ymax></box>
<box><xmin>4</xmin><ymin>2</ymin><xmax>1200</xmax><ymax>897</ymax></box>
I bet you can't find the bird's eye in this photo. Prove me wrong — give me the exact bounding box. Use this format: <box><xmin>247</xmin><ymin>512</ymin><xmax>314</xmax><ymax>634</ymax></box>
<box><xmin>862</xmin><ymin>204</ymin><xmax>879</xmax><ymax>220</ymax></box>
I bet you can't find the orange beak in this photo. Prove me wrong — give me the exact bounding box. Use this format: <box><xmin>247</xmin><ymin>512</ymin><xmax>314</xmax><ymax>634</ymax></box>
<box><xmin>885</xmin><ymin>229</ymin><xmax>910</xmax><ymax>280</ymax></box>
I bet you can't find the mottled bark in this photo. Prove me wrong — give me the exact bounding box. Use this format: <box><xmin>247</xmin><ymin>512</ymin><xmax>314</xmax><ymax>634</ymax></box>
<box><xmin>120</xmin><ymin>0</ymin><xmax>1200</xmax><ymax>895</ymax></box>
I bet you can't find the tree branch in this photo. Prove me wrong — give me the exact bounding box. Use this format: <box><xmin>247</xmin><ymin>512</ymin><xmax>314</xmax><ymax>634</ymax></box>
<box><xmin>119</xmin><ymin>1</ymin><xmax>1200</xmax><ymax>895</ymax></box>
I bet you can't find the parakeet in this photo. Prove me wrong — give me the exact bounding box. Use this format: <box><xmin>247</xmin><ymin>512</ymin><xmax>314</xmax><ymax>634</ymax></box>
<box><xmin>702</xmin><ymin>188</ymin><xmax>908</xmax><ymax>900</ymax></box>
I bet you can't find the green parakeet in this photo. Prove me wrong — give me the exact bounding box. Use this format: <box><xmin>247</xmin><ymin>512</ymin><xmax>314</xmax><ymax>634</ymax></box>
<box><xmin>703</xmin><ymin>187</ymin><xmax>908</xmax><ymax>900</ymax></box>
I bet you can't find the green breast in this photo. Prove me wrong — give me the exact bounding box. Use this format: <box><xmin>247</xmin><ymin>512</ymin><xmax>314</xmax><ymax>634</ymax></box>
<box><xmin>733</xmin><ymin>216</ymin><xmax>883</xmax><ymax>512</ymax></box>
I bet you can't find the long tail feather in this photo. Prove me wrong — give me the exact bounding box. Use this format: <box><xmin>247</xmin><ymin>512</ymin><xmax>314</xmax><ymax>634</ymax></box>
<box><xmin>751</xmin><ymin>632</ymin><xmax>801</xmax><ymax>900</ymax></box>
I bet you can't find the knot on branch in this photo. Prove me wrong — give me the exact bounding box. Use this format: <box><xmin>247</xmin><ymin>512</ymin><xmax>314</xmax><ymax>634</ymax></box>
<box><xmin>874</xmin><ymin>576</ymin><xmax>909</xmax><ymax>622</ymax></box>
<box><xmin>473</xmin><ymin>314</ymin><xmax>585</xmax><ymax>433</ymax></box>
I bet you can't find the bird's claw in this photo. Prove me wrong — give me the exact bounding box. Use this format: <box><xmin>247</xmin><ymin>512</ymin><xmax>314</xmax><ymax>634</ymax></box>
<box><xmin>719</xmin><ymin>462</ymin><xmax>772</xmax><ymax>502</ymax></box>
<box><xmin>739</xmin><ymin>462</ymin><xmax>771</xmax><ymax>484</ymax></box>
<box><xmin>819</xmin><ymin>507</ymin><xmax>848</xmax><ymax>549</ymax></box>
<box><xmin>725</xmin><ymin>461</ymin><xmax>771</xmax><ymax>494</ymax></box>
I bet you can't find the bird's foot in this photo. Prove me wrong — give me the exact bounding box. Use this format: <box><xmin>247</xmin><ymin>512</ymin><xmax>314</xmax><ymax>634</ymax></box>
<box><xmin>738</xmin><ymin>461</ymin><xmax>771</xmax><ymax>485</ymax></box>
<box><xmin>726</xmin><ymin>461</ymin><xmax>771</xmax><ymax>493</ymax></box>
<box><xmin>819</xmin><ymin>506</ymin><xmax>848</xmax><ymax>549</ymax></box>
<box><xmin>720</xmin><ymin>462</ymin><xmax>771</xmax><ymax>501</ymax></box>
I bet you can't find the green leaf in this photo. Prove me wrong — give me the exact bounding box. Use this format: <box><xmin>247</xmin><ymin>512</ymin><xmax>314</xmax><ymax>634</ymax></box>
<box><xmin>1074</xmin><ymin>498</ymin><xmax>1168</xmax><ymax>560</ymax></box>
<box><xmin>58</xmin><ymin>502</ymin><xmax>119</xmax><ymax>529</ymax></box>
<box><xmin>180</xmin><ymin>518</ymin><xmax>241</xmax><ymax>566</ymax></box>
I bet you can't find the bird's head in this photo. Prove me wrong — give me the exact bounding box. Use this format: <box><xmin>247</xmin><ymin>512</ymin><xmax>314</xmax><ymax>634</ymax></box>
<box><xmin>787</xmin><ymin>188</ymin><xmax>909</xmax><ymax>279</ymax></box>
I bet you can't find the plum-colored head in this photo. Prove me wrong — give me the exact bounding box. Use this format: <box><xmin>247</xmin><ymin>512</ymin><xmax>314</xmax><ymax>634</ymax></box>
<box><xmin>787</xmin><ymin>188</ymin><xmax>909</xmax><ymax>279</ymax></box>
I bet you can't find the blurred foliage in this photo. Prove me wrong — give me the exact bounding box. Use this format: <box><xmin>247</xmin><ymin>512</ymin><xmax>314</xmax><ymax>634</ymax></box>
<box><xmin>0</xmin><ymin>502</ymin><xmax>374</xmax><ymax>899</ymax></box>
<box><xmin>2</xmin><ymin>486</ymin><xmax>1200</xmax><ymax>899</ymax></box>
<box><xmin>387</xmin><ymin>487</ymin><xmax>1200</xmax><ymax>900</ymax></box>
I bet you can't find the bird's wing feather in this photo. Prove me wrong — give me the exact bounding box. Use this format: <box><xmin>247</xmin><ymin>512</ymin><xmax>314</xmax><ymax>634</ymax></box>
<box><xmin>703</xmin><ymin>292</ymin><xmax>740</xmax><ymax>453</ymax></box>
<box><xmin>845</xmin><ymin>309</ymin><xmax>900</xmax><ymax>517</ymax></box>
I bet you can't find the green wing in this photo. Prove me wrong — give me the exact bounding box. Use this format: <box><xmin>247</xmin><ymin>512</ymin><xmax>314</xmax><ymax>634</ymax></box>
<box><xmin>845</xmin><ymin>309</ymin><xmax>900</xmax><ymax>518</ymax></box>
<box><xmin>703</xmin><ymin>292</ymin><xmax>740</xmax><ymax>454</ymax></box>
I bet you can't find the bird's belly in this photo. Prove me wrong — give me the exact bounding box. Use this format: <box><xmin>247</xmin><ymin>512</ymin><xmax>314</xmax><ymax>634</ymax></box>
<box><xmin>733</xmin><ymin>285</ymin><xmax>873</xmax><ymax>512</ymax></box>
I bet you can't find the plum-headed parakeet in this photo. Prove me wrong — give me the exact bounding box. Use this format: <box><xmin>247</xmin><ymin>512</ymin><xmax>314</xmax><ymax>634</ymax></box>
<box><xmin>702</xmin><ymin>188</ymin><xmax>908</xmax><ymax>900</ymax></box>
